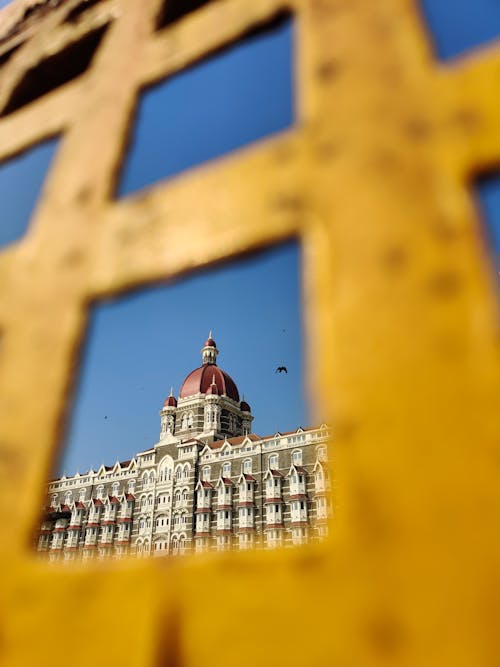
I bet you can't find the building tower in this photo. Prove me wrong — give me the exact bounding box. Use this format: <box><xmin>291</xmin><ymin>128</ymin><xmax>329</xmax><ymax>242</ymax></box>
<box><xmin>159</xmin><ymin>333</ymin><xmax>254</xmax><ymax>444</ymax></box>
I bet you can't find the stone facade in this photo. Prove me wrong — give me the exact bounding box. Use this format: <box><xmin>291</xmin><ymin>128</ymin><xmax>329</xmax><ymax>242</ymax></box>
<box><xmin>38</xmin><ymin>335</ymin><xmax>332</xmax><ymax>560</ymax></box>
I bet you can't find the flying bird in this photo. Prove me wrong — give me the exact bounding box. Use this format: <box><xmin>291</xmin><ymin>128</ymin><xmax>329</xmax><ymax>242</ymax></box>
<box><xmin>275</xmin><ymin>366</ymin><xmax>288</xmax><ymax>374</ymax></box>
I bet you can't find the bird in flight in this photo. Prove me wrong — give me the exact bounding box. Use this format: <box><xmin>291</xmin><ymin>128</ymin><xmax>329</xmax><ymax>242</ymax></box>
<box><xmin>275</xmin><ymin>366</ymin><xmax>288</xmax><ymax>374</ymax></box>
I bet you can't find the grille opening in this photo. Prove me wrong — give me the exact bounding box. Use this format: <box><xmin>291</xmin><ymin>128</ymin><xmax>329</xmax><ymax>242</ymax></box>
<box><xmin>476</xmin><ymin>173</ymin><xmax>500</xmax><ymax>285</ymax></box>
<box><xmin>156</xmin><ymin>0</ymin><xmax>213</xmax><ymax>30</ymax></box>
<box><xmin>64</xmin><ymin>0</ymin><xmax>105</xmax><ymax>24</ymax></box>
<box><xmin>419</xmin><ymin>0</ymin><xmax>500</xmax><ymax>60</ymax></box>
<box><xmin>36</xmin><ymin>243</ymin><xmax>331</xmax><ymax>563</ymax></box>
<box><xmin>0</xmin><ymin>24</ymin><xmax>108</xmax><ymax>117</ymax></box>
<box><xmin>0</xmin><ymin>138</ymin><xmax>60</xmax><ymax>248</ymax></box>
<box><xmin>117</xmin><ymin>10</ymin><xmax>293</xmax><ymax>197</ymax></box>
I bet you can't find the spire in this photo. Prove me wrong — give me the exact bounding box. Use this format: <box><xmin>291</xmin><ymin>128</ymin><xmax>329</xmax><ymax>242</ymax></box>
<box><xmin>201</xmin><ymin>332</ymin><xmax>218</xmax><ymax>365</ymax></box>
<box><xmin>206</xmin><ymin>373</ymin><xmax>219</xmax><ymax>395</ymax></box>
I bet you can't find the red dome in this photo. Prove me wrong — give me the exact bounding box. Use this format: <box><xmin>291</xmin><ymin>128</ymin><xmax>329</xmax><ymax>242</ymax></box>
<box><xmin>240</xmin><ymin>400</ymin><xmax>251</xmax><ymax>412</ymax></box>
<box><xmin>163</xmin><ymin>395</ymin><xmax>177</xmax><ymax>408</ymax></box>
<box><xmin>180</xmin><ymin>365</ymin><xmax>239</xmax><ymax>401</ymax></box>
<box><xmin>204</xmin><ymin>337</ymin><xmax>216</xmax><ymax>348</ymax></box>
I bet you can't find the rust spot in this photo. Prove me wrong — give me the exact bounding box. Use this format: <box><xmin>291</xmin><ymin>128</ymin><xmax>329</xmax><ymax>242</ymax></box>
<box><xmin>431</xmin><ymin>219</ymin><xmax>460</xmax><ymax>244</ymax></box>
<box><xmin>75</xmin><ymin>186</ymin><xmax>92</xmax><ymax>204</ymax></box>
<box><xmin>334</xmin><ymin>418</ymin><xmax>359</xmax><ymax>443</ymax></box>
<box><xmin>61</xmin><ymin>248</ymin><xmax>84</xmax><ymax>268</ymax></box>
<box><xmin>452</xmin><ymin>108</ymin><xmax>481</xmax><ymax>132</ymax></box>
<box><xmin>369</xmin><ymin>150</ymin><xmax>399</xmax><ymax>172</ymax></box>
<box><xmin>0</xmin><ymin>444</ymin><xmax>22</xmax><ymax>479</ymax></box>
<box><xmin>364</xmin><ymin>611</ymin><xmax>407</xmax><ymax>657</ymax></box>
<box><xmin>381</xmin><ymin>245</ymin><xmax>408</xmax><ymax>273</ymax></box>
<box><xmin>426</xmin><ymin>271</ymin><xmax>462</xmax><ymax>299</ymax></box>
<box><xmin>405</xmin><ymin>118</ymin><xmax>432</xmax><ymax>141</ymax></box>
<box><xmin>155</xmin><ymin>601</ymin><xmax>184</xmax><ymax>667</ymax></box>
<box><xmin>316</xmin><ymin>60</ymin><xmax>341</xmax><ymax>81</ymax></box>
<box><xmin>272</xmin><ymin>194</ymin><xmax>305</xmax><ymax>212</ymax></box>
<box><xmin>315</xmin><ymin>140</ymin><xmax>341</xmax><ymax>161</ymax></box>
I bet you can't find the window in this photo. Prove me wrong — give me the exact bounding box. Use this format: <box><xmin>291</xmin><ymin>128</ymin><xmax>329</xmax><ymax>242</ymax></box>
<box><xmin>292</xmin><ymin>450</ymin><xmax>302</xmax><ymax>465</ymax></box>
<box><xmin>317</xmin><ymin>446</ymin><xmax>326</xmax><ymax>461</ymax></box>
<box><xmin>182</xmin><ymin>488</ymin><xmax>188</xmax><ymax>501</ymax></box>
<box><xmin>127</xmin><ymin>479</ymin><xmax>136</xmax><ymax>493</ymax></box>
<box><xmin>243</xmin><ymin>459</ymin><xmax>252</xmax><ymax>474</ymax></box>
<box><xmin>202</xmin><ymin>466</ymin><xmax>210</xmax><ymax>481</ymax></box>
<box><xmin>187</xmin><ymin>412</ymin><xmax>194</xmax><ymax>428</ymax></box>
<box><xmin>175</xmin><ymin>467</ymin><xmax>182</xmax><ymax>481</ymax></box>
<box><xmin>269</xmin><ymin>454</ymin><xmax>278</xmax><ymax>469</ymax></box>
<box><xmin>112</xmin><ymin>482</ymin><xmax>119</xmax><ymax>496</ymax></box>
<box><xmin>181</xmin><ymin>413</ymin><xmax>188</xmax><ymax>429</ymax></box>
<box><xmin>175</xmin><ymin>490</ymin><xmax>181</xmax><ymax>504</ymax></box>
<box><xmin>183</xmin><ymin>464</ymin><xmax>190</xmax><ymax>479</ymax></box>
<box><xmin>222</xmin><ymin>462</ymin><xmax>231</xmax><ymax>477</ymax></box>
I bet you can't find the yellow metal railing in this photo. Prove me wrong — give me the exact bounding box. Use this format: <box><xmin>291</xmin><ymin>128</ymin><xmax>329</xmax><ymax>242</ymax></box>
<box><xmin>0</xmin><ymin>0</ymin><xmax>500</xmax><ymax>665</ymax></box>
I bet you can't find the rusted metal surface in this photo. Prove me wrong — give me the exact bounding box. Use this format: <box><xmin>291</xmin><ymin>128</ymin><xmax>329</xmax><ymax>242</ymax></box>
<box><xmin>0</xmin><ymin>0</ymin><xmax>500</xmax><ymax>665</ymax></box>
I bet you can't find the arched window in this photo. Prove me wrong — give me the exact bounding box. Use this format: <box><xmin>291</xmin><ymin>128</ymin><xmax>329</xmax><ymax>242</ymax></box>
<box><xmin>174</xmin><ymin>489</ymin><xmax>181</xmax><ymax>504</ymax></box>
<box><xmin>51</xmin><ymin>494</ymin><xmax>58</xmax><ymax>507</ymax></box>
<box><xmin>175</xmin><ymin>466</ymin><xmax>182</xmax><ymax>481</ymax></box>
<box><xmin>187</xmin><ymin>412</ymin><xmax>194</xmax><ymax>428</ymax></box>
<box><xmin>146</xmin><ymin>516</ymin><xmax>151</xmax><ymax>529</ymax></box>
<box><xmin>182</xmin><ymin>488</ymin><xmax>188</xmax><ymax>502</ymax></box>
<box><xmin>181</xmin><ymin>413</ymin><xmax>188</xmax><ymax>430</ymax></box>
<box><xmin>292</xmin><ymin>450</ymin><xmax>303</xmax><ymax>466</ymax></box>
<box><xmin>202</xmin><ymin>466</ymin><xmax>210</xmax><ymax>481</ymax></box>
<box><xmin>174</xmin><ymin>514</ymin><xmax>181</xmax><ymax>527</ymax></box>
<box><xmin>317</xmin><ymin>446</ymin><xmax>327</xmax><ymax>461</ymax></box>
<box><xmin>147</xmin><ymin>495</ymin><xmax>153</xmax><ymax>509</ymax></box>
<box><xmin>112</xmin><ymin>482</ymin><xmax>119</xmax><ymax>496</ymax></box>
<box><xmin>97</xmin><ymin>485</ymin><xmax>104</xmax><ymax>499</ymax></box>
<box><xmin>128</xmin><ymin>479</ymin><xmax>136</xmax><ymax>493</ymax></box>
<box><xmin>183</xmin><ymin>464</ymin><xmax>190</xmax><ymax>479</ymax></box>
<box><xmin>139</xmin><ymin>517</ymin><xmax>145</xmax><ymax>533</ymax></box>
<box><xmin>64</xmin><ymin>491</ymin><xmax>72</xmax><ymax>506</ymax></box>
<box><xmin>222</xmin><ymin>462</ymin><xmax>231</xmax><ymax>477</ymax></box>
<box><xmin>149</xmin><ymin>470</ymin><xmax>155</xmax><ymax>484</ymax></box>
<box><xmin>269</xmin><ymin>454</ymin><xmax>279</xmax><ymax>470</ymax></box>
<box><xmin>137</xmin><ymin>540</ymin><xmax>144</xmax><ymax>554</ymax></box>
<box><xmin>78</xmin><ymin>488</ymin><xmax>86</xmax><ymax>502</ymax></box>
<box><xmin>243</xmin><ymin>459</ymin><xmax>252</xmax><ymax>474</ymax></box>
<box><xmin>140</xmin><ymin>495</ymin><xmax>147</xmax><ymax>511</ymax></box>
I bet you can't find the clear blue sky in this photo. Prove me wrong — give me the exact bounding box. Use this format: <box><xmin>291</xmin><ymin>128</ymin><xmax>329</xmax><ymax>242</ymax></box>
<box><xmin>0</xmin><ymin>2</ymin><xmax>499</xmax><ymax>475</ymax></box>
